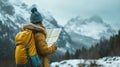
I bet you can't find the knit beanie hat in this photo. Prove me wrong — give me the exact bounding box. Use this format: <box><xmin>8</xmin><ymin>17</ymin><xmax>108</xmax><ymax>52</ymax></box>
<box><xmin>30</xmin><ymin>7</ymin><xmax>43</xmax><ymax>24</ymax></box>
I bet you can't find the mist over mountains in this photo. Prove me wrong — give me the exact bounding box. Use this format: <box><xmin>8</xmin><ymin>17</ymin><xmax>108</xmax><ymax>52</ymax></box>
<box><xmin>0</xmin><ymin>0</ymin><xmax>117</xmax><ymax>59</ymax></box>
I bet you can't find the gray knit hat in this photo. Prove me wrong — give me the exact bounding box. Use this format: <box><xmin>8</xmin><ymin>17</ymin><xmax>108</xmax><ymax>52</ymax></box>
<box><xmin>30</xmin><ymin>8</ymin><xmax>43</xmax><ymax>24</ymax></box>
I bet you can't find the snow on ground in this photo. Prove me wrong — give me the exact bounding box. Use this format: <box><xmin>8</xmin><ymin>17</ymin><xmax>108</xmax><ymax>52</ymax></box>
<box><xmin>50</xmin><ymin>57</ymin><xmax>120</xmax><ymax>67</ymax></box>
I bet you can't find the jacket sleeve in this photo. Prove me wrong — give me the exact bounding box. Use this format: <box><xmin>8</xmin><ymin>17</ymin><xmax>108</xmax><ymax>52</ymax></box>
<box><xmin>35</xmin><ymin>32</ymin><xmax>57</xmax><ymax>56</ymax></box>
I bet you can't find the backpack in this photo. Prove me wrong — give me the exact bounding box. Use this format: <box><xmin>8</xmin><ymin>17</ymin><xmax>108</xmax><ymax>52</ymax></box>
<box><xmin>15</xmin><ymin>29</ymin><xmax>41</xmax><ymax>67</ymax></box>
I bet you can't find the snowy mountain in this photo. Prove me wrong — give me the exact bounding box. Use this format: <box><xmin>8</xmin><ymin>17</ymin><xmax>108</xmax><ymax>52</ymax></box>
<box><xmin>64</xmin><ymin>15</ymin><xmax>116</xmax><ymax>48</ymax></box>
<box><xmin>0</xmin><ymin>0</ymin><xmax>28</xmax><ymax>57</ymax></box>
<box><xmin>0</xmin><ymin>0</ymin><xmax>73</xmax><ymax>59</ymax></box>
<box><xmin>0</xmin><ymin>0</ymin><xmax>117</xmax><ymax>60</ymax></box>
<box><xmin>51</xmin><ymin>57</ymin><xmax>120</xmax><ymax>67</ymax></box>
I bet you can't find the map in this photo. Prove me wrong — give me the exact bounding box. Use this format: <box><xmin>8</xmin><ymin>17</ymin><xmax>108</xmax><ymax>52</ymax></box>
<box><xmin>46</xmin><ymin>28</ymin><xmax>62</xmax><ymax>47</ymax></box>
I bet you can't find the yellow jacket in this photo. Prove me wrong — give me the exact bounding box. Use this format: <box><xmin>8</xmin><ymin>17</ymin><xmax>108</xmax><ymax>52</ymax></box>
<box><xmin>22</xmin><ymin>23</ymin><xmax>57</xmax><ymax>67</ymax></box>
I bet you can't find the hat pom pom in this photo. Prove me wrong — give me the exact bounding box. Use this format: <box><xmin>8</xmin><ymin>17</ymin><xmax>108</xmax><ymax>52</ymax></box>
<box><xmin>31</xmin><ymin>7</ymin><xmax>37</xmax><ymax>13</ymax></box>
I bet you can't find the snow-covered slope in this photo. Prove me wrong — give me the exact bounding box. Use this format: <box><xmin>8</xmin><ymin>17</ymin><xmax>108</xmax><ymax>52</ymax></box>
<box><xmin>64</xmin><ymin>15</ymin><xmax>116</xmax><ymax>48</ymax></box>
<box><xmin>65</xmin><ymin>15</ymin><xmax>116</xmax><ymax>39</ymax></box>
<box><xmin>51</xmin><ymin>57</ymin><xmax>120</xmax><ymax>67</ymax></box>
<box><xmin>0</xmin><ymin>0</ymin><xmax>29</xmax><ymax>57</ymax></box>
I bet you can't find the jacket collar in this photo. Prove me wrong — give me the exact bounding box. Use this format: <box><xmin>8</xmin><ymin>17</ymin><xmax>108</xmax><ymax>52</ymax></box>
<box><xmin>22</xmin><ymin>23</ymin><xmax>45</xmax><ymax>32</ymax></box>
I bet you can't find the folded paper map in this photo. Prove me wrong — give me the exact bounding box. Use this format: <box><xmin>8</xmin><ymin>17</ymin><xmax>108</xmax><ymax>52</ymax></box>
<box><xmin>46</xmin><ymin>28</ymin><xmax>62</xmax><ymax>47</ymax></box>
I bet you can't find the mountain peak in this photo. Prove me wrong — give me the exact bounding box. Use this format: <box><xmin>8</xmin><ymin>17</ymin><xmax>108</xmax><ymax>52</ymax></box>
<box><xmin>64</xmin><ymin>15</ymin><xmax>116</xmax><ymax>49</ymax></box>
<box><xmin>89</xmin><ymin>15</ymin><xmax>103</xmax><ymax>23</ymax></box>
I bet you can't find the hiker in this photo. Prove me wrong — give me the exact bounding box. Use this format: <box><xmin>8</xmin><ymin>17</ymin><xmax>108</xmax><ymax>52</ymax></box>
<box><xmin>29</xmin><ymin>7</ymin><xmax>57</xmax><ymax>67</ymax></box>
<box><xmin>15</xmin><ymin>7</ymin><xmax>57</xmax><ymax>67</ymax></box>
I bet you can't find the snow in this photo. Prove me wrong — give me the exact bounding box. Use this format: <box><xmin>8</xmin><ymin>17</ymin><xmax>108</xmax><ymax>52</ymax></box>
<box><xmin>65</xmin><ymin>15</ymin><xmax>117</xmax><ymax>40</ymax></box>
<box><xmin>13</xmin><ymin>5</ymin><xmax>30</xmax><ymax>21</ymax></box>
<box><xmin>51</xmin><ymin>57</ymin><xmax>120</xmax><ymax>67</ymax></box>
<box><xmin>66</xmin><ymin>20</ymin><xmax>110</xmax><ymax>40</ymax></box>
<box><xmin>57</xmin><ymin>48</ymin><xmax>66</xmax><ymax>53</ymax></box>
<box><xmin>76</xmin><ymin>21</ymin><xmax>108</xmax><ymax>39</ymax></box>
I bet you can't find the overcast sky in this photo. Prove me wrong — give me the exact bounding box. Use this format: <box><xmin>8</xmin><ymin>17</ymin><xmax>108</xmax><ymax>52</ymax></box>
<box><xmin>21</xmin><ymin>0</ymin><xmax>120</xmax><ymax>29</ymax></box>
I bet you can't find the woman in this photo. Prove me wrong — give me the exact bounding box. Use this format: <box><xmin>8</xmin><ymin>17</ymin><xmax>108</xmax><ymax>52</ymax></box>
<box><xmin>22</xmin><ymin>8</ymin><xmax>57</xmax><ymax>67</ymax></box>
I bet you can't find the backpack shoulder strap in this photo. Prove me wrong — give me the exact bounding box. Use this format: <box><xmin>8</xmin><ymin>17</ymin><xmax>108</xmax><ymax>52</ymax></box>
<box><xmin>25</xmin><ymin>30</ymin><xmax>33</xmax><ymax>66</ymax></box>
<box><xmin>25</xmin><ymin>30</ymin><xmax>33</xmax><ymax>55</ymax></box>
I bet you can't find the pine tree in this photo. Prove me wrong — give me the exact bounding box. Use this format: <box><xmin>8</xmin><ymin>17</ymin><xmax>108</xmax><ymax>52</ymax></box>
<box><xmin>64</xmin><ymin>50</ymin><xmax>70</xmax><ymax>60</ymax></box>
<box><xmin>74</xmin><ymin>49</ymin><xmax>80</xmax><ymax>59</ymax></box>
